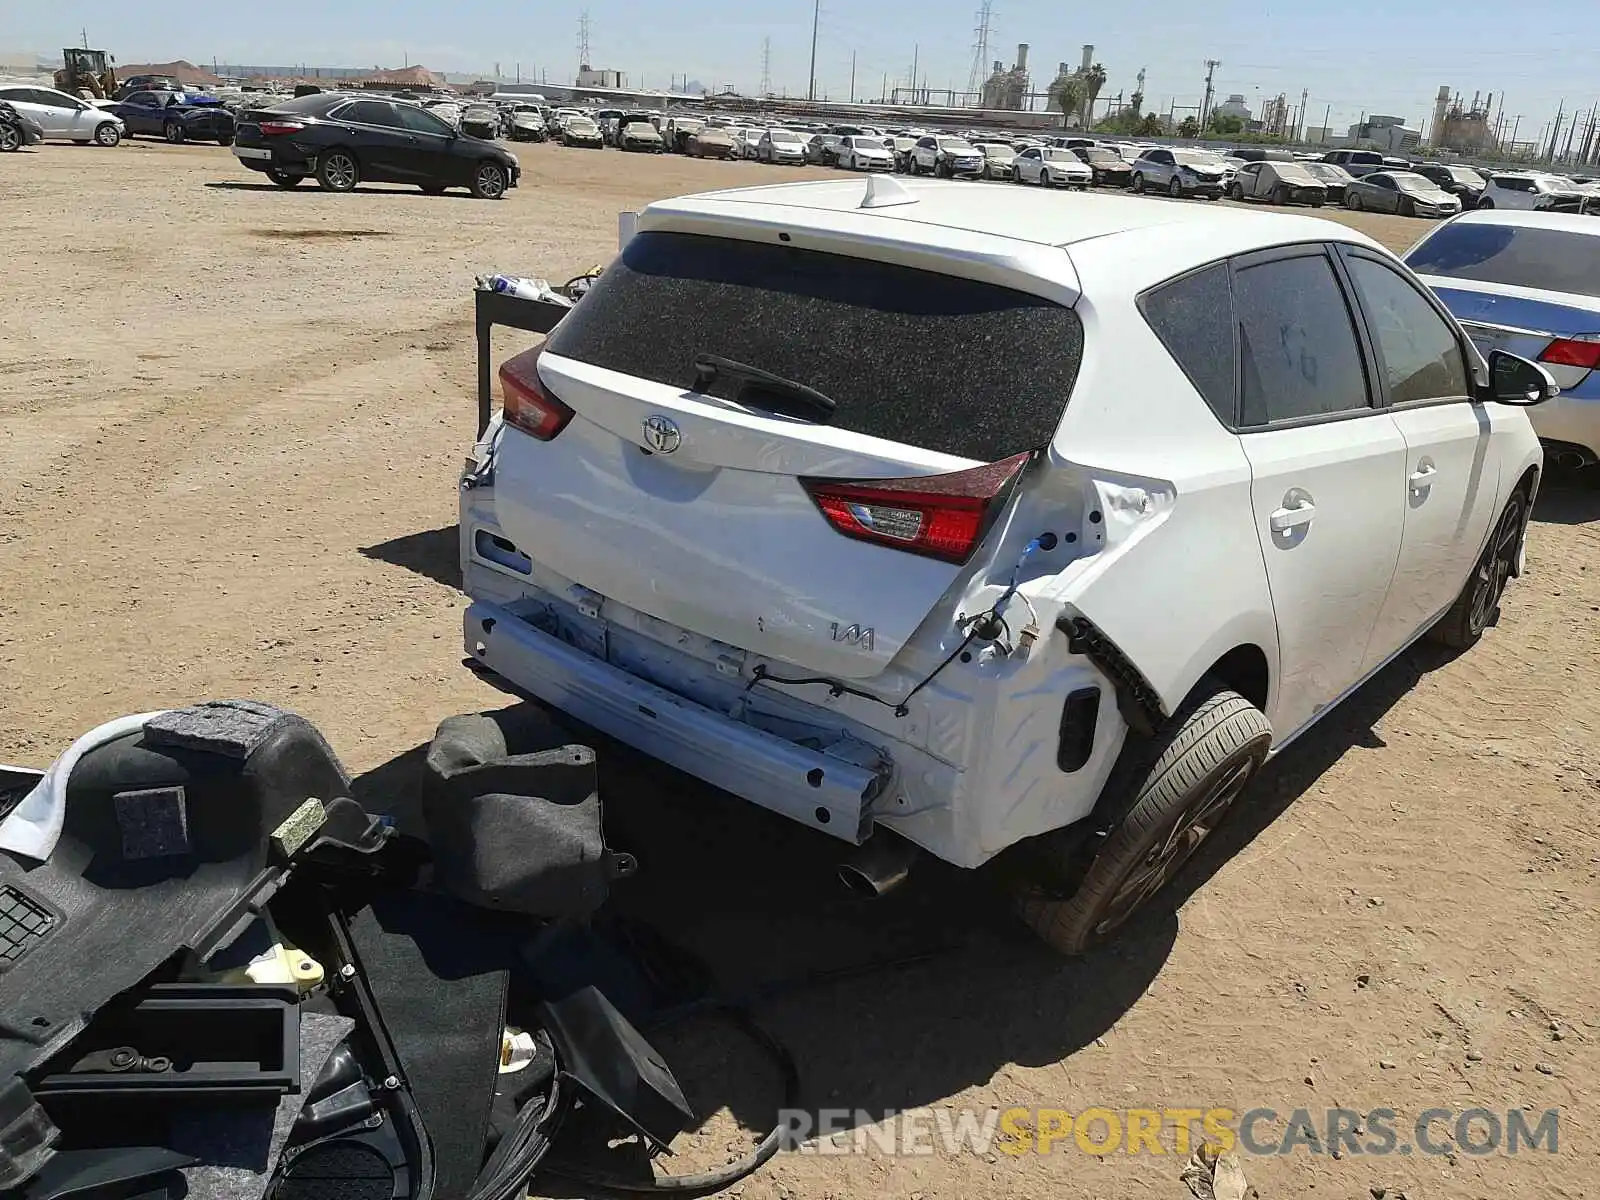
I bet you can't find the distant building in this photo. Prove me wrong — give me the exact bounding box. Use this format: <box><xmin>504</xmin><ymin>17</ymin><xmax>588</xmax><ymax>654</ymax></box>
<box><xmin>577</xmin><ymin>65</ymin><xmax>627</xmax><ymax>89</ymax></box>
<box><xmin>1303</xmin><ymin>125</ymin><xmax>1333</xmax><ymax>144</ymax></box>
<box><xmin>981</xmin><ymin>43</ymin><xmax>1029</xmax><ymax>111</ymax></box>
<box><xmin>1213</xmin><ymin>93</ymin><xmax>1252</xmax><ymax>122</ymax></box>
<box><xmin>1348</xmin><ymin>114</ymin><xmax>1420</xmax><ymax>153</ymax></box>
<box><xmin>1431</xmin><ymin>86</ymin><xmax>1499</xmax><ymax>154</ymax></box>
<box><xmin>1258</xmin><ymin>93</ymin><xmax>1289</xmax><ymax>137</ymax></box>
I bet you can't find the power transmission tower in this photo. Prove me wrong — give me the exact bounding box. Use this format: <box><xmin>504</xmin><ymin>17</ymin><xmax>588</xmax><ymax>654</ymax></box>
<box><xmin>578</xmin><ymin>10</ymin><xmax>591</xmax><ymax>70</ymax></box>
<box><xmin>760</xmin><ymin>36</ymin><xmax>772</xmax><ymax>97</ymax></box>
<box><xmin>966</xmin><ymin>0</ymin><xmax>994</xmax><ymax>100</ymax></box>
<box><xmin>1200</xmin><ymin>58</ymin><xmax>1220</xmax><ymax>130</ymax></box>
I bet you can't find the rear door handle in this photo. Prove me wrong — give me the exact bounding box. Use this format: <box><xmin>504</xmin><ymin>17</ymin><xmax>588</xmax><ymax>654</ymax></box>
<box><xmin>1409</xmin><ymin>464</ymin><xmax>1438</xmax><ymax>488</ymax></box>
<box><xmin>1269</xmin><ymin>500</ymin><xmax>1317</xmax><ymax>532</ymax></box>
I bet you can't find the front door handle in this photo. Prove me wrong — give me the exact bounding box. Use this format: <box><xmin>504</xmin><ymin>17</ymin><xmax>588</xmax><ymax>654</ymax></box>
<box><xmin>1269</xmin><ymin>499</ymin><xmax>1317</xmax><ymax>532</ymax></box>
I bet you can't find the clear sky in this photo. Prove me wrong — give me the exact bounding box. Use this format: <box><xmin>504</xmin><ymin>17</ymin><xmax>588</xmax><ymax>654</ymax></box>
<box><xmin>9</xmin><ymin>0</ymin><xmax>1596</xmax><ymax>143</ymax></box>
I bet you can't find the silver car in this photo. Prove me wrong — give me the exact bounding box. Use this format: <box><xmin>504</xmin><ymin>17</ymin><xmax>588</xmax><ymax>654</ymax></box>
<box><xmin>1130</xmin><ymin>147</ymin><xmax>1229</xmax><ymax>199</ymax></box>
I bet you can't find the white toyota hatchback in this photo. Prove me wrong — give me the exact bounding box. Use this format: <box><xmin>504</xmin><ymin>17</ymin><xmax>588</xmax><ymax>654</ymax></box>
<box><xmin>459</xmin><ymin>178</ymin><xmax>1550</xmax><ymax>953</ymax></box>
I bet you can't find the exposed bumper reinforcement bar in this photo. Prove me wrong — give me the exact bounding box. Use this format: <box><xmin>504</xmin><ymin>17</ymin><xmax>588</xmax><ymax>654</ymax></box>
<box><xmin>464</xmin><ymin>601</ymin><xmax>879</xmax><ymax>843</ymax></box>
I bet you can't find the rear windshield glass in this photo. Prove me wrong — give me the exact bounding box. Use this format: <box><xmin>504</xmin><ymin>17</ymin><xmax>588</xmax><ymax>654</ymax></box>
<box><xmin>1405</xmin><ymin>223</ymin><xmax>1600</xmax><ymax>299</ymax></box>
<box><xmin>544</xmin><ymin>231</ymin><xmax>1084</xmax><ymax>462</ymax></box>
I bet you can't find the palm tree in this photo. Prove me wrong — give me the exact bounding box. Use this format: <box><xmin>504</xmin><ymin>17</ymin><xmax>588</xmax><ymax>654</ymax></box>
<box><xmin>1082</xmin><ymin>63</ymin><xmax>1108</xmax><ymax>124</ymax></box>
<box><xmin>1056</xmin><ymin>77</ymin><xmax>1085</xmax><ymax>128</ymax></box>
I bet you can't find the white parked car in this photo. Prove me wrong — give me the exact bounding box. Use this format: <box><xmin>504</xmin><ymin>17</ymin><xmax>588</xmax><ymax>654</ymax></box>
<box><xmin>459</xmin><ymin>180</ymin><xmax>1548</xmax><ymax>954</ymax></box>
<box><xmin>733</xmin><ymin>127</ymin><xmax>765</xmax><ymax>159</ymax></box>
<box><xmin>0</xmin><ymin>85</ymin><xmax>123</xmax><ymax>145</ymax></box>
<box><xmin>758</xmin><ymin>128</ymin><xmax>807</xmax><ymax>164</ymax></box>
<box><xmin>909</xmin><ymin>135</ymin><xmax>983</xmax><ymax>178</ymax></box>
<box><xmin>837</xmin><ymin>134</ymin><xmax>893</xmax><ymax>171</ymax></box>
<box><xmin>1477</xmin><ymin>172</ymin><xmax>1593</xmax><ymax>213</ymax></box>
<box><xmin>1013</xmin><ymin>146</ymin><xmax>1093</xmax><ymax>189</ymax></box>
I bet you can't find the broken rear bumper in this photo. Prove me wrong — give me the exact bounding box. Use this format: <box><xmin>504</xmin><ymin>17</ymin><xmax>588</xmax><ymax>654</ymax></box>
<box><xmin>464</xmin><ymin>600</ymin><xmax>883</xmax><ymax>844</ymax></box>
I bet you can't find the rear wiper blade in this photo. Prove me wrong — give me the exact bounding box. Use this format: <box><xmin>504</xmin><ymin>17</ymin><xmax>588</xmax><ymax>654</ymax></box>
<box><xmin>690</xmin><ymin>353</ymin><xmax>838</xmax><ymax>421</ymax></box>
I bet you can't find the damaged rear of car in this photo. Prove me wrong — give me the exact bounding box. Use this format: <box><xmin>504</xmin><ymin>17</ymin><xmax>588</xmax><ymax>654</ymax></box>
<box><xmin>460</xmin><ymin>183</ymin><xmax>1542</xmax><ymax>954</ymax></box>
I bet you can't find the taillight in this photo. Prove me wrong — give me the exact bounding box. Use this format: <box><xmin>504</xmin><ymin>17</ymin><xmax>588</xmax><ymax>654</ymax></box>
<box><xmin>258</xmin><ymin>120</ymin><xmax>306</xmax><ymax>136</ymax></box>
<box><xmin>801</xmin><ymin>452</ymin><xmax>1030</xmax><ymax>564</ymax></box>
<box><xmin>499</xmin><ymin>348</ymin><xmax>574</xmax><ymax>441</ymax></box>
<box><xmin>1539</xmin><ymin>335</ymin><xmax>1600</xmax><ymax>370</ymax></box>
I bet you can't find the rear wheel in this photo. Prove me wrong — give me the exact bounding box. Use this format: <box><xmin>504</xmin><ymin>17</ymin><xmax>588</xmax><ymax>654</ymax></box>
<box><xmin>1346</xmin><ymin>191</ymin><xmax>1362</xmax><ymax>210</ymax></box>
<box><xmin>163</xmin><ymin>121</ymin><xmax>185</xmax><ymax>144</ymax></box>
<box><xmin>94</xmin><ymin>122</ymin><xmax>121</xmax><ymax>146</ymax></box>
<box><xmin>1428</xmin><ymin>491</ymin><xmax>1528</xmax><ymax>650</ymax></box>
<box><xmin>0</xmin><ymin>125</ymin><xmax>20</xmax><ymax>152</ymax></box>
<box><xmin>217</xmin><ymin>132</ymin><xmax>233</xmax><ymax>146</ymax></box>
<box><xmin>472</xmin><ymin>160</ymin><xmax>507</xmax><ymax>199</ymax></box>
<box><xmin>267</xmin><ymin>168</ymin><xmax>303</xmax><ymax>188</ymax></box>
<box><xmin>1014</xmin><ymin>686</ymin><xmax>1272</xmax><ymax>955</ymax></box>
<box><xmin>316</xmin><ymin>149</ymin><xmax>359</xmax><ymax>192</ymax></box>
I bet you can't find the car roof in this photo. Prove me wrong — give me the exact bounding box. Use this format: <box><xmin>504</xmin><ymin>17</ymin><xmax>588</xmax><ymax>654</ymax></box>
<box><xmin>1448</xmin><ymin>208</ymin><xmax>1600</xmax><ymax>236</ymax></box>
<box><xmin>643</xmin><ymin>178</ymin><xmax>1383</xmax><ymax>256</ymax></box>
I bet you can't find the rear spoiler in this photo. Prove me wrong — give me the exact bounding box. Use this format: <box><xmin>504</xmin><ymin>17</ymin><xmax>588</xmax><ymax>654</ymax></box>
<box><xmin>471</xmin><ymin>213</ymin><xmax>638</xmax><ymax>436</ymax></box>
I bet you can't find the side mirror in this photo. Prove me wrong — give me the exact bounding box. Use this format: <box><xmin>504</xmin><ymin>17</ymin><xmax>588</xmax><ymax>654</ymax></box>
<box><xmin>1485</xmin><ymin>349</ymin><xmax>1558</xmax><ymax>406</ymax></box>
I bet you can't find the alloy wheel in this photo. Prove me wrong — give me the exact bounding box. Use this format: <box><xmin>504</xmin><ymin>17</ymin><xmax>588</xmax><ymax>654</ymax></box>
<box><xmin>476</xmin><ymin>162</ymin><xmax>506</xmax><ymax>198</ymax></box>
<box><xmin>323</xmin><ymin>154</ymin><xmax>357</xmax><ymax>191</ymax></box>
<box><xmin>1093</xmin><ymin>757</ymin><xmax>1256</xmax><ymax>937</ymax></box>
<box><xmin>1467</xmin><ymin>496</ymin><xmax>1525</xmax><ymax>635</ymax></box>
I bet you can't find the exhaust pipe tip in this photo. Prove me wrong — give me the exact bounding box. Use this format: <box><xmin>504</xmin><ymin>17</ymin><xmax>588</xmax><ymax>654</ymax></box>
<box><xmin>837</xmin><ymin>831</ymin><xmax>919</xmax><ymax>898</ymax></box>
<box><xmin>1553</xmin><ymin>449</ymin><xmax>1591</xmax><ymax>471</ymax></box>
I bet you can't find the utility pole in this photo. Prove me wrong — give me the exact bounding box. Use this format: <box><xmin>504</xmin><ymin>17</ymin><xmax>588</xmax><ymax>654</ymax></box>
<box><xmin>1547</xmin><ymin>99</ymin><xmax>1564</xmax><ymax>162</ymax></box>
<box><xmin>880</xmin><ymin>73</ymin><xmax>886</xmax><ymax>102</ymax></box>
<box><xmin>807</xmin><ymin>0</ymin><xmax>820</xmax><ymax>101</ymax></box>
<box><xmin>578</xmin><ymin>10</ymin><xmax>591</xmax><ymax>72</ymax></box>
<box><xmin>910</xmin><ymin>43</ymin><xmax>919</xmax><ymax>104</ymax></box>
<box><xmin>1509</xmin><ymin>114</ymin><xmax>1521</xmax><ymax>153</ymax></box>
<box><xmin>850</xmin><ymin>50</ymin><xmax>856</xmax><ymax>103</ymax></box>
<box><xmin>760</xmin><ymin>37</ymin><xmax>771</xmax><ymax>97</ymax></box>
<box><xmin>1298</xmin><ymin>87</ymin><xmax>1308</xmax><ymax>139</ymax></box>
<box><xmin>1200</xmin><ymin>58</ymin><xmax>1220</xmax><ymax>130</ymax></box>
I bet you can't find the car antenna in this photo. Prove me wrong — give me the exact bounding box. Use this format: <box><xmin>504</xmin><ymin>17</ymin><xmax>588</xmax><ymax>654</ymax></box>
<box><xmin>860</xmin><ymin>175</ymin><xmax>917</xmax><ymax>209</ymax></box>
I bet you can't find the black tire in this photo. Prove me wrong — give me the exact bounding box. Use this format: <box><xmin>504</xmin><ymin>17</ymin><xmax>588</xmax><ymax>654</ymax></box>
<box><xmin>472</xmin><ymin>161</ymin><xmax>507</xmax><ymax>200</ymax></box>
<box><xmin>1477</xmin><ymin>197</ymin><xmax>1494</xmax><ymax>210</ymax></box>
<box><xmin>1402</xmin><ymin>197</ymin><xmax>1417</xmax><ymax>218</ymax></box>
<box><xmin>1229</xmin><ymin>183</ymin><xmax>1245</xmax><ymax>201</ymax></box>
<box><xmin>1168</xmin><ymin>176</ymin><xmax>1183</xmax><ymax>198</ymax></box>
<box><xmin>0</xmin><ymin>124</ymin><xmax>20</xmax><ymax>152</ymax></box>
<box><xmin>267</xmin><ymin>168</ymin><xmax>303</xmax><ymax>188</ymax></box>
<box><xmin>1132</xmin><ymin>172</ymin><xmax>1145</xmax><ymax>193</ymax></box>
<box><xmin>217</xmin><ymin>132</ymin><xmax>234</xmax><ymax>146</ymax></box>
<box><xmin>1310</xmin><ymin>196</ymin><xmax>1324</xmax><ymax>208</ymax></box>
<box><xmin>316</xmin><ymin>149</ymin><xmax>359</xmax><ymax>192</ymax></box>
<box><xmin>1272</xmin><ymin>184</ymin><xmax>1289</xmax><ymax>205</ymax></box>
<box><xmin>1347</xmin><ymin>191</ymin><xmax>1362</xmax><ymax>211</ymax></box>
<box><xmin>163</xmin><ymin>121</ymin><xmax>185</xmax><ymax>144</ymax></box>
<box><xmin>1427</xmin><ymin>490</ymin><xmax>1528</xmax><ymax>650</ymax></box>
<box><xmin>1014</xmin><ymin>686</ymin><xmax>1271</xmax><ymax>955</ymax></box>
<box><xmin>94</xmin><ymin>122</ymin><xmax>121</xmax><ymax>147</ymax></box>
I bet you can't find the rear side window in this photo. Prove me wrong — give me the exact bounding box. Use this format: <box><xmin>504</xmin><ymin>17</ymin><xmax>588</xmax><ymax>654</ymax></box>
<box><xmin>1140</xmin><ymin>264</ymin><xmax>1237</xmax><ymax>425</ymax></box>
<box><xmin>1234</xmin><ymin>253</ymin><xmax>1371</xmax><ymax>426</ymax></box>
<box><xmin>544</xmin><ymin>231</ymin><xmax>1084</xmax><ymax>462</ymax></box>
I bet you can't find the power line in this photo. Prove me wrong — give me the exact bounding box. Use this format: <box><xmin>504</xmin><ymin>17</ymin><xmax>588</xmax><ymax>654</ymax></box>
<box><xmin>966</xmin><ymin>0</ymin><xmax>994</xmax><ymax>100</ymax></box>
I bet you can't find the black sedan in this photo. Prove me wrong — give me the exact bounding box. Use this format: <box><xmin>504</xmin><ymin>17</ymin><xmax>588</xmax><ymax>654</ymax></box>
<box><xmin>0</xmin><ymin>101</ymin><xmax>44</xmax><ymax>151</ymax></box>
<box><xmin>1072</xmin><ymin>145</ymin><xmax>1132</xmax><ymax>188</ymax></box>
<box><xmin>110</xmin><ymin>89</ymin><xmax>235</xmax><ymax>144</ymax></box>
<box><xmin>1413</xmin><ymin>162</ymin><xmax>1488</xmax><ymax>209</ymax></box>
<box><xmin>232</xmin><ymin>93</ymin><xmax>520</xmax><ymax>198</ymax></box>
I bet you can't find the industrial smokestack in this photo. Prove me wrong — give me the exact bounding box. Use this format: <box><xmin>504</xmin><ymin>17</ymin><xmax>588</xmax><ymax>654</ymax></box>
<box><xmin>1016</xmin><ymin>43</ymin><xmax>1028</xmax><ymax>72</ymax></box>
<box><xmin>1080</xmin><ymin>44</ymin><xmax>1094</xmax><ymax>73</ymax></box>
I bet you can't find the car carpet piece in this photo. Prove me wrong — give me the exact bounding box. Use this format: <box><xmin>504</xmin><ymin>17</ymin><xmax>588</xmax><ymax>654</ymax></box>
<box><xmin>347</xmin><ymin>891</ymin><xmax>515</xmax><ymax>1199</ymax></box>
<box><xmin>170</xmin><ymin>1012</ymin><xmax>355</xmax><ymax>1200</ymax></box>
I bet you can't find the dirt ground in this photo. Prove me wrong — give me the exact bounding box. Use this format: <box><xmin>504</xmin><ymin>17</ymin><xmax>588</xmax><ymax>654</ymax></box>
<box><xmin>2</xmin><ymin>138</ymin><xmax>1596</xmax><ymax>1200</ymax></box>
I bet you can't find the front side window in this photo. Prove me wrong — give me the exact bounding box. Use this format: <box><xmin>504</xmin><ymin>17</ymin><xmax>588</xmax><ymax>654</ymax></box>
<box><xmin>1344</xmin><ymin>255</ymin><xmax>1469</xmax><ymax>404</ymax></box>
<box><xmin>1234</xmin><ymin>252</ymin><xmax>1371</xmax><ymax>426</ymax></box>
